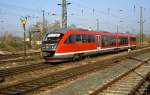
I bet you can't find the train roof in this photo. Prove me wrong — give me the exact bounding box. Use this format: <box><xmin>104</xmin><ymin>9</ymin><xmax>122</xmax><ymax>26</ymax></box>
<box><xmin>46</xmin><ymin>28</ymin><xmax>68</xmax><ymax>34</ymax></box>
<box><xmin>45</xmin><ymin>28</ymin><xmax>136</xmax><ymax>36</ymax></box>
<box><xmin>117</xmin><ymin>33</ymin><xmax>129</xmax><ymax>36</ymax></box>
<box><xmin>46</xmin><ymin>28</ymin><xmax>107</xmax><ymax>34</ymax></box>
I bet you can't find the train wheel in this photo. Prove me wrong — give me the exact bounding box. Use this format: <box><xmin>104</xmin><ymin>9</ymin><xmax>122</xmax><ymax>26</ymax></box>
<box><xmin>73</xmin><ymin>54</ymin><xmax>80</xmax><ymax>61</ymax></box>
<box><xmin>44</xmin><ymin>59</ymin><xmax>50</xmax><ymax>64</ymax></box>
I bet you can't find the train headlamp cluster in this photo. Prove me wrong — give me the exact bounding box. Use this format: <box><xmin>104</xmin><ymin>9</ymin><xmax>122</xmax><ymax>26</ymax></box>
<box><xmin>42</xmin><ymin>44</ymin><xmax>56</xmax><ymax>50</ymax></box>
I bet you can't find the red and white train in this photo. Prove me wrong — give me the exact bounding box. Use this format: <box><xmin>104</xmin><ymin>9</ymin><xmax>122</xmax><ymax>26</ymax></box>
<box><xmin>41</xmin><ymin>29</ymin><xmax>136</xmax><ymax>62</ymax></box>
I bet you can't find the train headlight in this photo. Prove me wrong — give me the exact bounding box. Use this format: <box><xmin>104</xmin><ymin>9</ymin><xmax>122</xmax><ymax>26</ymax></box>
<box><xmin>42</xmin><ymin>44</ymin><xmax>56</xmax><ymax>50</ymax></box>
<box><xmin>42</xmin><ymin>45</ymin><xmax>46</xmax><ymax>49</ymax></box>
<box><xmin>42</xmin><ymin>52</ymin><xmax>49</xmax><ymax>56</ymax></box>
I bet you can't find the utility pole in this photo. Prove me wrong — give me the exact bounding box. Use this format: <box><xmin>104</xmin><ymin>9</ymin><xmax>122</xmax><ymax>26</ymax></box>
<box><xmin>29</xmin><ymin>29</ymin><xmax>32</xmax><ymax>48</ymax></box>
<box><xmin>62</xmin><ymin>0</ymin><xmax>67</xmax><ymax>28</ymax></box>
<box><xmin>93</xmin><ymin>8</ymin><xmax>95</xmax><ymax>16</ymax></box>
<box><xmin>58</xmin><ymin>0</ymin><xmax>71</xmax><ymax>28</ymax></box>
<box><xmin>116</xmin><ymin>24</ymin><xmax>119</xmax><ymax>49</ymax></box>
<box><xmin>117</xmin><ymin>24</ymin><xmax>119</xmax><ymax>34</ymax></box>
<box><xmin>108</xmin><ymin>8</ymin><xmax>110</xmax><ymax>15</ymax></box>
<box><xmin>140</xmin><ymin>7</ymin><xmax>144</xmax><ymax>47</ymax></box>
<box><xmin>81</xmin><ymin>9</ymin><xmax>84</xmax><ymax>16</ymax></box>
<box><xmin>96</xmin><ymin>19</ymin><xmax>99</xmax><ymax>31</ymax></box>
<box><xmin>42</xmin><ymin>10</ymin><xmax>45</xmax><ymax>39</ymax></box>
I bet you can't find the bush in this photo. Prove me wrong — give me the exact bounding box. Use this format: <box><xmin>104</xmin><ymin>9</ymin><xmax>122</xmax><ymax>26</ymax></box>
<box><xmin>0</xmin><ymin>32</ymin><xmax>24</xmax><ymax>51</ymax></box>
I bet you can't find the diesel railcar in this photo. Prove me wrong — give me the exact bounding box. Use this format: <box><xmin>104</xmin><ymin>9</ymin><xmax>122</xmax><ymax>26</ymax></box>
<box><xmin>41</xmin><ymin>29</ymin><xmax>136</xmax><ymax>62</ymax></box>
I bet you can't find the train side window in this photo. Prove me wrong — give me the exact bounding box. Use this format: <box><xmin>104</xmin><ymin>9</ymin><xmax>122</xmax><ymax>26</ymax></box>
<box><xmin>130</xmin><ymin>37</ymin><xmax>136</xmax><ymax>42</ymax></box>
<box><xmin>91</xmin><ymin>35</ymin><xmax>96</xmax><ymax>43</ymax></box>
<box><xmin>82</xmin><ymin>34</ymin><xmax>88</xmax><ymax>43</ymax></box>
<box><xmin>102</xmin><ymin>36</ymin><xmax>116</xmax><ymax>47</ymax></box>
<box><xmin>65</xmin><ymin>34</ymin><xmax>76</xmax><ymax>44</ymax></box>
<box><xmin>102</xmin><ymin>36</ymin><xmax>105</xmax><ymax>47</ymax></box>
<box><xmin>76</xmin><ymin>34</ymin><xmax>82</xmax><ymax>43</ymax></box>
<box><xmin>110</xmin><ymin>37</ymin><xmax>116</xmax><ymax>46</ymax></box>
<box><xmin>88</xmin><ymin>35</ymin><xmax>95</xmax><ymax>43</ymax></box>
<box><xmin>119</xmin><ymin>37</ymin><xmax>128</xmax><ymax>45</ymax></box>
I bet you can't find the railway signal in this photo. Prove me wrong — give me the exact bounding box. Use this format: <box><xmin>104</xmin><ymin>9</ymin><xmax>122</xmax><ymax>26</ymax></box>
<box><xmin>21</xmin><ymin>17</ymin><xmax>27</xmax><ymax>31</ymax></box>
<box><xmin>20</xmin><ymin>17</ymin><xmax>27</xmax><ymax>64</ymax></box>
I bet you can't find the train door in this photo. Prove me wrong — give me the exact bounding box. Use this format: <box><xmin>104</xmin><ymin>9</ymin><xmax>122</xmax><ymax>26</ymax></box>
<box><xmin>127</xmin><ymin>35</ymin><xmax>131</xmax><ymax>51</ymax></box>
<box><xmin>96</xmin><ymin>35</ymin><xmax>101</xmax><ymax>50</ymax></box>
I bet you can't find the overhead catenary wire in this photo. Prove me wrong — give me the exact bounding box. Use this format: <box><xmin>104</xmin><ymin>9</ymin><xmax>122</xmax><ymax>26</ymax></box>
<box><xmin>72</xmin><ymin>0</ymin><xmax>120</xmax><ymax>19</ymax></box>
<box><xmin>0</xmin><ymin>0</ymin><xmax>149</xmax><ymax>35</ymax></box>
<box><xmin>0</xmin><ymin>2</ymin><xmax>55</xmax><ymax>20</ymax></box>
<box><xmin>69</xmin><ymin>1</ymin><xmax>136</xmax><ymax>33</ymax></box>
<box><xmin>0</xmin><ymin>2</ymin><xmax>41</xmax><ymax>13</ymax></box>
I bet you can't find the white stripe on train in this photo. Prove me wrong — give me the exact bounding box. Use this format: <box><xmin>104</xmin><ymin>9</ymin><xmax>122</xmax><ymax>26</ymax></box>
<box><xmin>55</xmin><ymin>45</ymin><xmax>136</xmax><ymax>56</ymax></box>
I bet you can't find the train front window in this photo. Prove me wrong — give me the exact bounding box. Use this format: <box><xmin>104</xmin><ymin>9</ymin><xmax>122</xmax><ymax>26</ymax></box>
<box><xmin>44</xmin><ymin>33</ymin><xmax>63</xmax><ymax>44</ymax></box>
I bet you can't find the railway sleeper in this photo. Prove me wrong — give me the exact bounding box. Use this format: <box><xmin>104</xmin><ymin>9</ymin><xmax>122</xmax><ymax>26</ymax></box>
<box><xmin>106</xmin><ymin>87</ymin><xmax>132</xmax><ymax>91</ymax></box>
<box><xmin>0</xmin><ymin>90</ymin><xmax>20</xmax><ymax>95</ymax></box>
<box><xmin>0</xmin><ymin>77</ymin><xmax>5</xmax><ymax>83</ymax></box>
<box><xmin>97</xmin><ymin>62</ymin><xmax>150</xmax><ymax>95</ymax></box>
<box><xmin>100</xmin><ymin>90</ymin><xmax>129</xmax><ymax>95</ymax></box>
<box><xmin>135</xmin><ymin>75</ymin><xmax>150</xmax><ymax>95</ymax></box>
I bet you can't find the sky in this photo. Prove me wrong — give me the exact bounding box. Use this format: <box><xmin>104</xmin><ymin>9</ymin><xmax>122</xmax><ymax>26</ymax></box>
<box><xmin>0</xmin><ymin>0</ymin><xmax>150</xmax><ymax>36</ymax></box>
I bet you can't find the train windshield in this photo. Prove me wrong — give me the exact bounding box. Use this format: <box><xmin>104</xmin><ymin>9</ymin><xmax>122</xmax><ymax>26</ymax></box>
<box><xmin>43</xmin><ymin>33</ymin><xmax>63</xmax><ymax>44</ymax></box>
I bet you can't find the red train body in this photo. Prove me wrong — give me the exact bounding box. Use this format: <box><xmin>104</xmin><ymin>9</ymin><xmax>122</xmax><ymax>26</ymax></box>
<box><xmin>41</xmin><ymin>29</ymin><xmax>136</xmax><ymax>62</ymax></box>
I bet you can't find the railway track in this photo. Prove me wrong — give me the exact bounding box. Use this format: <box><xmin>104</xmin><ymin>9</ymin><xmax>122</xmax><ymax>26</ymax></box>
<box><xmin>138</xmin><ymin>76</ymin><xmax>150</xmax><ymax>95</ymax></box>
<box><xmin>0</xmin><ymin>52</ymin><xmax>42</xmax><ymax>69</ymax></box>
<box><xmin>48</xmin><ymin>53</ymin><xmax>150</xmax><ymax>95</ymax></box>
<box><xmin>0</xmin><ymin>52</ymin><xmax>40</xmax><ymax>60</ymax></box>
<box><xmin>88</xmin><ymin>58</ymin><xmax>150</xmax><ymax>95</ymax></box>
<box><xmin>0</xmin><ymin>63</ymin><xmax>53</xmax><ymax>78</ymax></box>
<box><xmin>0</xmin><ymin>56</ymin><xmax>41</xmax><ymax>64</ymax></box>
<box><xmin>0</xmin><ymin>48</ymin><xmax>150</xmax><ymax>95</ymax></box>
<box><xmin>0</xmin><ymin>50</ymin><xmax>129</xmax><ymax>90</ymax></box>
<box><xmin>0</xmin><ymin>49</ymin><xmax>130</xmax><ymax>77</ymax></box>
<box><xmin>0</xmin><ymin>47</ymin><xmax>149</xmax><ymax>95</ymax></box>
<box><xmin>0</xmin><ymin>59</ymin><xmax>123</xmax><ymax>95</ymax></box>
<box><xmin>0</xmin><ymin>48</ymin><xmax>148</xmax><ymax>79</ymax></box>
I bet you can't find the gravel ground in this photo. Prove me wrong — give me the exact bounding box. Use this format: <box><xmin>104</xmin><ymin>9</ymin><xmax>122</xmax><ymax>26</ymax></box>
<box><xmin>0</xmin><ymin>51</ymin><xmax>5</xmax><ymax>55</ymax></box>
<box><xmin>0</xmin><ymin>48</ymin><xmax>149</xmax><ymax>94</ymax></box>
<box><xmin>39</xmin><ymin>52</ymin><xmax>150</xmax><ymax>95</ymax></box>
<box><xmin>0</xmin><ymin>58</ymin><xmax>97</xmax><ymax>89</ymax></box>
<box><xmin>0</xmin><ymin>50</ymin><xmax>129</xmax><ymax>89</ymax></box>
<box><xmin>98</xmin><ymin>61</ymin><xmax>150</xmax><ymax>95</ymax></box>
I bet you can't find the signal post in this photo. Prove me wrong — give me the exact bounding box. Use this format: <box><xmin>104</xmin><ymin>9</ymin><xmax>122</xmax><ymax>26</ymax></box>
<box><xmin>20</xmin><ymin>17</ymin><xmax>27</xmax><ymax>64</ymax></box>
